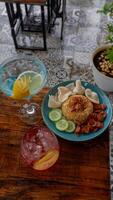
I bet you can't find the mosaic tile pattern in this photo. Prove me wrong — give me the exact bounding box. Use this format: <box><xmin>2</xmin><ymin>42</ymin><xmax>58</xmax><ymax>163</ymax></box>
<box><xmin>0</xmin><ymin>0</ymin><xmax>113</xmax><ymax>198</ymax></box>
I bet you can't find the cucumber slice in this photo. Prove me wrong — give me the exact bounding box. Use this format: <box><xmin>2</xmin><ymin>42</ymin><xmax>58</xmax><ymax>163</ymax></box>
<box><xmin>56</xmin><ymin>119</ymin><xmax>68</xmax><ymax>131</ymax></box>
<box><xmin>66</xmin><ymin>121</ymin><xmax>76</xmax><ymax>133</ymax></box>
<box><xmin>49</xmin><ymin>109</ymin><xmax>62</xmax><ymax>122</ymax></box>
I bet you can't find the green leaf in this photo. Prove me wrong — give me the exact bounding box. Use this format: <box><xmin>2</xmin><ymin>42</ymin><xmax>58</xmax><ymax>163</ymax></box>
<box><xmin>97</xmin><ymin>3</ymin><xmax>113</xmax><ymax>15</ymax></box>
<box><xmin>106</xmin><ymin>34</ymin><xmax>113</xmax><ymax>43</ymax></box>
<box><xmin>105</xmin><ymin>48</ymin><xmax>113</xmax><ymax>63</ymax></box>
<box><xmin>107</xmin><ymin>24</ymin><xmax>113</xmax><ymax>33</ymax></box>
<box><xmin>97</xmin><ymin>3</ymin><xmax>113</xmax><ymax>46</ymax></box>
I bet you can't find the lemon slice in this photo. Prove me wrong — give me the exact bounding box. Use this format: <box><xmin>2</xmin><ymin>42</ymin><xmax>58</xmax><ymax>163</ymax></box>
<box><xmin>17</xmin><ymin>70</ymin><xmax>38</xmax><ymax>80</ymax></box>
<box><xmin>12</xmin><ymin>76</ymin><xmax>30</xmax><ymax>99</ymax></box>
<box><xmin>33</xmin><ymin>150</ymin><xmax>59</xmax><ymax>170</ymax></box>
<box><xmin>18</xmin><ymin>71</ymin><xmax>42</xmax><ymax>95</ymax></box>
<box><xmin>29</xmin><ymin>74</ymin><xmax>42</xmax><ymax>95</ymax></box>
<box><xmin>12</xmin><ymin>71</ymin><xmax>42</xmax><ymax>99</ymax></box>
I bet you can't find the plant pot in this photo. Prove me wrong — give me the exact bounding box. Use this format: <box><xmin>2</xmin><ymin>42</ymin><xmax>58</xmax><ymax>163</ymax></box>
<box><xmin>91</xmin><ymin>45</ymin><xmax>113</xmax><ymax>92</ymax></box>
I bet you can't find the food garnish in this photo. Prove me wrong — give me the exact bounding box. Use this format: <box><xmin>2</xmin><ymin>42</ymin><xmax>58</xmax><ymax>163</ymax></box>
<box><xmin>73</xmin><ymin>80</ymin><xmax>85</xmax><ymax>95</ymax></box>
<box><xmin>66</xmin><ymin>121</ymin><xmax>76</xmax><ymax>133</ymax></box>
<box><xmin>85</xmin><ymin>88</ymin><xmax>99</xmax><ymax>104</ymax></box>
<box><xmin>49</xmin><ymin>109</ymin><xmax>76</xmax><ymax>133</ymax></box>
<box><xmin>49</xmin><ymin>109</ymin><xmax>62</xmax><ymax>122</ymax></box>
<box><xmin>56</xmin><ymin>119</ymin><xmax>69</xmax><ymax>131</ymax></box>
<box><xmin>12</xmin><ymin>76</ymin><xmax>30</xmax><ymax>99</ymax></box>
<box><xmin>12</xmin><ymin>71</ymin><xmax>42</xmax><ymax>99</ymax></box>
<box><xmin>58</xmin><ymin>86</ymin><xmax>72</xmax><ymax>103</ymax></box>
<box><xmin>48</xmin><ymin>95</ymin><xmax>61</xmax><ymax>108</ymax></box>
<box><xmin>33</xmin><ymin>149</ymin><xmax>59</xmax><ymax>171</ymax></box>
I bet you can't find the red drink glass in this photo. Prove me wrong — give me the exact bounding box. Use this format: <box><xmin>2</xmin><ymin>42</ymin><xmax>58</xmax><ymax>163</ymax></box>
<box><xmin>21</xmin><ymin>126</ymin><xmax>59</xmax><ymax>170</ymax></box>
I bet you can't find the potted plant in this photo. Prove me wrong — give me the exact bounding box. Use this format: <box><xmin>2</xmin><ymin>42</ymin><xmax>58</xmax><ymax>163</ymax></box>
<box><xmin>92</xmin><ymin>3</ymin><xmax>113</xmax><ymax>92</ymax></box>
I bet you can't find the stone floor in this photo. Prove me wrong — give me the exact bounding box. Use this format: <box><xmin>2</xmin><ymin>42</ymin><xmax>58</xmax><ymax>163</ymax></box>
<box><xmin>0</xmin><ymin>0</ymin><xmax>113</xmax><ymax>198</ymax></box>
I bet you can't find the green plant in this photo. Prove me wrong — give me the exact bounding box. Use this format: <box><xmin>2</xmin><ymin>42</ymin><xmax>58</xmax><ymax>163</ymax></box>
<box><xmin>105</xmin><ymin>47</ymin><xmax>113</xmax><ymax>63</ymax></box>
<box><xmin>97</xmin><ymin>3</ymin><xmax>113</xmax><ymax>63</ymax></box>
<box><xmin>97</xmin><ymin>3</ymin><xmax>113</xmax><ymax>15</ymax></box>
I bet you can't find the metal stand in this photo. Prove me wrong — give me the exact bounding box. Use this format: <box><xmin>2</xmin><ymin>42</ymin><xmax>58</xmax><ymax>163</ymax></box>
<box><xmin>61</xmin><ymin>0</ymin><xmax>66</xmax><ymax>40</ymax></box>
<box><xmin>51</xmin><ymin>0</ymin><xmax>66</xmax><ymax>39</ymax></box>
<box><xmin>5</xmin><ymin>0</ymin><xmax>66</xmax><ymax>50</ymax></box>
<box><xmin>5</xmin><ymin>2</ymin><xmax>47</xmax><ymax>50</ymax></box>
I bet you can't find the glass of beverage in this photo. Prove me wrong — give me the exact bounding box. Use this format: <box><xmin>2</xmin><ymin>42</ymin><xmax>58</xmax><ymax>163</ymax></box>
<box><xmin>0</xmin><ymin>56</ymin><xmax>47</xmax><ymax>124</ymax></box>
<box><xmin>21</xmin><ymin>126</ymin><xmax>60</xmax><ymax>170</ymax></box>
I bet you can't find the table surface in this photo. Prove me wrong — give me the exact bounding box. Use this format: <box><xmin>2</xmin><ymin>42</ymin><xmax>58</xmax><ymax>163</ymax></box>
<box><xmin>0</xmin><ymin>88</ymin><xmax>110</xmax><ymax>200</ymax></box>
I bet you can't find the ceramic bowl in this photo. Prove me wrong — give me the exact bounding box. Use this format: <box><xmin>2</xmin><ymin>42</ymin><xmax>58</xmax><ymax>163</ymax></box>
<box><xmin>91</xmin><ymin>45</ymin><xmax>113</xmax><ymax>92</ymax></box>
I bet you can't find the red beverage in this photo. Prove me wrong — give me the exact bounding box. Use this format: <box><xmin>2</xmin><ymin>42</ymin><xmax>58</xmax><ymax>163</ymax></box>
<box><xmin>21</xmin><ymin>126</ymin><xmax>59</xmax><ymax>170</ymax></box>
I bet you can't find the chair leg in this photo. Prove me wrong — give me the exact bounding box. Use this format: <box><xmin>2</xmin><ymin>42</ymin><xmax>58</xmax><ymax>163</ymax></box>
<box><xmin>64</xmin><ymin>0</ymin><xmax>67</xmax><ymax>20</ymax></box>
<box><xmin>16</xmin><ymin>3</ymin><xmax>24</xmax><ymax>31</ymax></box>
<box><xmin>25</xmin><ymin>4</ymin><xmax>29</xmax><ymax>16</ymax></box>
<box><xmin>6</xmin><ymin>3</ymin><xmax>47</xmax><ymax>50</ymax></box>
<box><xmin>61</xmin><ymin>0</ymin><xmax>66</xmax><ymax>40</ymax></box>
<box><xmin>5</xmin><ymin>3</ymin><xmax>18</xmax><ymax>49</ymax></box>
<box><xmin>47</xmin><ymin>0</ymin><xmax>51</xmax><ymax>33</ymax></box>
<box><xmin>41</xmin><ymin>5</ymin><xmax>47</xmax><ymax>51</ymax></box>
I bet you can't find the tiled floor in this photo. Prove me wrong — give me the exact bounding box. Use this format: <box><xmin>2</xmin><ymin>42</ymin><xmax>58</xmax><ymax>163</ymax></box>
<box><xmin>0</xmin><ymin>0</ymin><xmax>113</xmax><ymax>198</ymax></box>
<box><xmin>0</xmin><ymin>0</ymin><xmax>109</xmax><ymax>87</ymax></box>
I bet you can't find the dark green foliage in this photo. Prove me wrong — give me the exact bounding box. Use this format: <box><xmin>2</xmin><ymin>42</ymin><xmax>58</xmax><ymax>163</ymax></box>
<box><xmin>97</xmin><ymin>3</ymin><xmax>113</xmax><ymax>15</ymax></box>
<box><xmin>106</xmin><ymin>24</ymin><xmax>113</xmax><ymax>43</ymax></box>
<box><xmin>106</xmin><ymin>34</ymin><xmax>113</xmax><ymax>43</ymax></box>
<box><xmin>107</xmin><ymin>24</ymin><xmax>113</xmax><ymax>33</ymax></box>
<box><xmin>97</xmin><ymin>3</ymin><xmax>113</xmax><ymax>63</ymax></box>
<box><xmin>105</xmin><ymin>48</ymin><xmax>113</xmax><ymax>63</ymax></box>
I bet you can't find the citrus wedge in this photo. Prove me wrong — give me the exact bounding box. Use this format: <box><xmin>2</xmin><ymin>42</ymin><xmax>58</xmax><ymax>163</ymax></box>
<box><xmin>12</xmin><ymin>70</ymin><xmax>42</xmax><ymax>99</ymax></box>
<box><xmin>17</xmin><ymin>71</ymin><xmax>42</xmax><ymax>95</ymax></box>
<box><xmin>29</xmin><ymin>73</ymin><xmax>42</xmax><ymax>95</ymax></box>
<box><xmin>17</xmin><ymin>70</ymin><xmax>38</xmax><ymax>80</ymax></box>
<box><xmin>12</xmin><ymin>75</ymin><xmax>30</xmax><ymax>99</ymax></box>
<box><xmin>33</xmin><ymin>150</ymin><xmax>59</xmax><ymax>170</ymax></box>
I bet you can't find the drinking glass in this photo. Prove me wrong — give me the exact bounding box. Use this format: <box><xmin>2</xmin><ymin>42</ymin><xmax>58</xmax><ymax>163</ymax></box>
<box><xmin>21</xmin><ymin>126</ymin><xmax>59</xmax><ymax>170</ymax></box>
<box><xmin>0</xmin><ymin>56</ymin><xmax>47</xmax><ymax>124</ymax></box>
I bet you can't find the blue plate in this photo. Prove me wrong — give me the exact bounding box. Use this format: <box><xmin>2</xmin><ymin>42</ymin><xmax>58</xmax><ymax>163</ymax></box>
<box><xmin>41</xmin><ymin>80</ymin><xmax>112</xmax><ymax>141</ymax></box>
